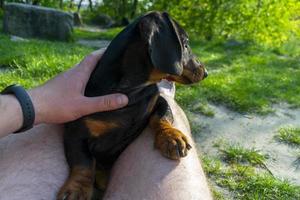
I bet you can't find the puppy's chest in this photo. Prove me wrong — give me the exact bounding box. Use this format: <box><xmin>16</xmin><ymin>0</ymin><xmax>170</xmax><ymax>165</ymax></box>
<box><xmin>85</xmin><ymin>90</ymin><xmax>159</xmax><ymax>157</ymax></box>
<box><xmin>87</xmin><ymin>93</ymin><xmax>158</xmax><ymax>137</ymax></box>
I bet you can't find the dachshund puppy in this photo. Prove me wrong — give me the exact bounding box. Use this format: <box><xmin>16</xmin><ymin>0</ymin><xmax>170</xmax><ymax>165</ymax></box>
<box><xmin>57</xmin><ymin>11</ymin><xmax>208</xmax><ymax>200</ymax></box>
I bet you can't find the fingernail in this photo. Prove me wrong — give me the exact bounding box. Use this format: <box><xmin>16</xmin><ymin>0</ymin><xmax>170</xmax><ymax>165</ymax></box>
<box><xmin>117</xmin><ymin>95</ymin><xmax>128</xmax><ymax>106</ymax></box>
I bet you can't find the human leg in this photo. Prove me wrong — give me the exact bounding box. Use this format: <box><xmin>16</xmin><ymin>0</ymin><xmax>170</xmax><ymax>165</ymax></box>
<box><xmin>104</xmin><ymin>95</ymin><xmax>212</xmax><ymax>200</ymax></box>
<box><xmin>0</xmin><ymin>124</ymin><xmax>68</xmax><ymax>200</ymax></box>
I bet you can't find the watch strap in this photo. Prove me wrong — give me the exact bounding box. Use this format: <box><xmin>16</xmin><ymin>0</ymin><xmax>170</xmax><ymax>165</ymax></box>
<box><xmin>1</xmin><ymin>85</ymin><xmax>35</xmax><ymax>133</ymax></box>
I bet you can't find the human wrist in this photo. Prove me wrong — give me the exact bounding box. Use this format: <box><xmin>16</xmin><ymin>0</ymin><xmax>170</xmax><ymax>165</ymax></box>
<box><xmin>28</xmin><ymin>87</ymin><xmax>45</xmax><ymax>125</ymax></box>
<box><xmin>0</xmin><ymin>94</ymin><xmax>23</xmax><ymax>133</ymax></box>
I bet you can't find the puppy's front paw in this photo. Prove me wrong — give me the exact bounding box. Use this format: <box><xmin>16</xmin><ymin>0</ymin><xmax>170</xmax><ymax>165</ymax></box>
<box><xmin>155</xmin><ymin>128</ymin><xmax>192</xmax><ymax>160</ymax></box>
<box><xmin>57</xmin><ymin>167</ymin><xmax>94</xmax><ymax>200</ymax></box>
<box><xmin>57</xmin><ymin>183</ymin><xmax>93</xmax><ymax>200</ymax></box>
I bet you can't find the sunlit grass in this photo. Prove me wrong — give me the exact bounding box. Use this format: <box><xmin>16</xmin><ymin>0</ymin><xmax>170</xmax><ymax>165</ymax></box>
<box><xmin>191</xmin><ymin>102</ymin><xmax>215</xmax><ymax>117</ymax></box>
<box><xmin>202</xmin><ymin>154</ymin><xmax>300</xmax><ymax>200</ymax></box>
<box><xmin>213</xmin><ymin>141</ymin><xmax>270</xmax><ymax>171</ymax></box>
<box><xmin>218</xmin><ymin>144</ymin><xmax>269</xmax><ymax>167</ymax></box>
<box><xmin>202</xmin><ymin>140</ymin><xmax>300</xmax><ymax>199</ymax></box>
<box><xmin>0</xmin><ymin>33</ymin><xmax>93</xmax><ymax>90</ymax></box>
<box><xmin>177</xmin><ymin>39</ymin><xmax>300</xmax><ymax>114</ymax></box>
<box><xmin>275</xmin><ymin>126</ymin><xmax>300</xmax><ymax>147</ymax></box>
<box><xmin>73</xmin><ymin>27</ymin><xmax>124</xmax><ymax>40</ymax></box>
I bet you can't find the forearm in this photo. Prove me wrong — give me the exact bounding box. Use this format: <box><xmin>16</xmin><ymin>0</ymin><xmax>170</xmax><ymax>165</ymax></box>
<box><xmin>0</xmin><ymin>94</ymin><xmax>23</xmax><ymax>138</ymax></box>
<box><xmin>0</xmin><ymin>50</ymin><xmax>128</xmax><ymax>138</ymax></box>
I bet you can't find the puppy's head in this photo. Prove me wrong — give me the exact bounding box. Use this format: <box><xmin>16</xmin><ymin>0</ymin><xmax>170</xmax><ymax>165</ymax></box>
<box><xmin>139</xmin><ymin>12</ymin><xmax>208</xmax><ymax>84</ymax></box>
<box><xmin>88</xmin><ymin>11</ymin><xmax>207</xmax><ymax>93</ymax></box>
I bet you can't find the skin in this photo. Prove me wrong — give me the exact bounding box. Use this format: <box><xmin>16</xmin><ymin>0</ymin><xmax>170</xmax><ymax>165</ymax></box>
<box><xmin>0</xmin><ymin>84</ymin><xmax>213</xmax><ymax>200</ymax></box>
<box><xmin>0</xmin><ymin>49</ymin><xmax>128</xmax><ymax>138</ymax></box>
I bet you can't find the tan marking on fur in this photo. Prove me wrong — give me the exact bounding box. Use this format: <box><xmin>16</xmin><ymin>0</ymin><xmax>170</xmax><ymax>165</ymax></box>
<box><xmin>146</xmin><ymin>94</ymin><xmax>159</xmax><ymax>113</ymax></box>
<box><xmin>85</xmin><ymin>119</ymin><xmax>119</xmax><ymax>137</ymax></box>
<box><xmin>57</xmin><ymin>165</ymin><xmax>95</xmax><ymax>200</ymax></box>
<box><xmin>148</xmin><ymin>68</ymin><xmax>168</xmax><ymax>84</ymax></box>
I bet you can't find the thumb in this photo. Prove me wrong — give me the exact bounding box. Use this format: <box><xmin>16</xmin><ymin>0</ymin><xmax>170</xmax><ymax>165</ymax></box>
<box><xmin>80</xmin><ymin>94</ymin><xmax>128</xmax><ymax>114</ymax></box>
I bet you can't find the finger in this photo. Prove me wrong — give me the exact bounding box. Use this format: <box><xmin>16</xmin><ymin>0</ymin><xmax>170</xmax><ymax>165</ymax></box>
<box><xmin>80</xmin><ymin>94</ymin><xmax>128</xmax><ymax>114</ymax></box>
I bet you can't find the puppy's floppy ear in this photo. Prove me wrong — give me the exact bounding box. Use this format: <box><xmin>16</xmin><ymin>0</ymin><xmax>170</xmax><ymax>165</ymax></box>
<box><xmin>86</xmin><ymin>18</ymin><xmax>141</xmax><ymax>93</ymax></box>
<box><xmin>139</xmin><ymin>12</ymin><xmax>183</xmax><ymax>75</ymax></box>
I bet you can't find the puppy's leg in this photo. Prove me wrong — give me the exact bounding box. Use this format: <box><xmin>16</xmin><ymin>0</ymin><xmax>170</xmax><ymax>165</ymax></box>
<box><xmin>57</xmin><ymin>127</ymin><xmax>95</xmax><ymax>200</ymax></box>
<box><xmin>95</xmin><ymin>167</ymin><xmax>110</xmax><ymax>191</ymax></box>
<box><xmin>91</xmin><ymin>166</ymin><xmax>110</xmax><ymax>200</ymax></box>
<box><xmin>150</xmin><ymin>96</ymin><xmax>192</xmax><ymax>160</ymax></box>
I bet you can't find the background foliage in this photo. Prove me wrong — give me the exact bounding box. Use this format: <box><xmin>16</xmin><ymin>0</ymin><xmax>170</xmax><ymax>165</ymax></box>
<box><xmin>1</xmin><ymin>0</ymin><xmax>300</xmax><ymax>45</ymax></box>
<box><xmin>159</xmin><ymin>0</ymin><xmax>300</xmax><ymax>45</ymax></box>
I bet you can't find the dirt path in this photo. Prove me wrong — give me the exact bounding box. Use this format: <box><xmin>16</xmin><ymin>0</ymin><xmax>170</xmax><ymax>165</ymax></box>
<box><xmin>190</xmin><ymin>103</ymin><xmax>300</xmax><ymax>184</ymax></box>
<box><xmin>77</xmin><ymin>39</ymin><xmax>110</xmax><ymax>48</ymax></box>
<box><xmin>75</xmin><ymin>26</ymin><xmax>111</xmax><ymax>49</ymax></box>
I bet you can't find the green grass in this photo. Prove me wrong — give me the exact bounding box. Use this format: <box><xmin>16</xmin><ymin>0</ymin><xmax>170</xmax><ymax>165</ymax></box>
<box><xmin>202</xmin><ymin>149</ymin><xmax>300</xmax><ymax>200</ymax></box>
<box><xmin>0</xmin><ymin>26</ymin><xmax>123</xmax><ymax>90</ymax></box>
<box><xmin>0</xmin><ymin>33</ymin><xmax>93</xmax><ymax>90</ymax></box>
<box><xmin>275</xmin><ymin>126</ymin><xmax>300</xmax><ymax>147</ymax></box>
<box><xmin>213</xmin><ymin>141</ymin><xmax>272</xmax><ymax>176</ymax></box>
<box><xmin>202</xmin><ymin>141</ymin><xmax>300</xmax><ymax>199</ymax></box>
<box><xmin>191</xmin><ymin>102</ymin><xmax>215</xmax><ymax>117</ymax></box>
<box><xmin>176</xmin><ymin>39</ymin><xmax>300</xmax><ymax>114</ymax></box>
<box><xmin>73</xmin><ymin>27</ymin><xmax>124</xmax><ymax>40</ymax></box>
<box><xmin>217</xmin><ymin>143</ymin><xmax>269</xmax><ymax>167</ymax></box>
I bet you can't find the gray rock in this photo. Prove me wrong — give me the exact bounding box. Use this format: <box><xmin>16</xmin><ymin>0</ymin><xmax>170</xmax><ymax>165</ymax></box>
<box><xmin>3</xmin><ymin>3</ymin><xmax>73</xmax><ymax>41</ymax></box>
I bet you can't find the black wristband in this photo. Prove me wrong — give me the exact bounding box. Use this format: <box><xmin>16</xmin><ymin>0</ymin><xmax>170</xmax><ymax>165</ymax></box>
<box><xmin>1</xmin><ymin>85</ymin><xmax>35</xmax><ymax>133</ymax></box>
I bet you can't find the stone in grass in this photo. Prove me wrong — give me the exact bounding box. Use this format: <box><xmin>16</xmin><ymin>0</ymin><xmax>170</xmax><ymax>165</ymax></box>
<box><xmin>10</xmin><ymin>35</ymin><xmax>29</xmax><ymax>42</ymax></box>
<box><xmin>3</xmin><ymin>3</ymin><xmax>73</xmax><ymax>41</ymax></box>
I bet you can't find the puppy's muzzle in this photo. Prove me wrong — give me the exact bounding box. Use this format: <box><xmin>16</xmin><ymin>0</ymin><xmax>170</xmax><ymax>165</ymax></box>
<box><xmin>203</xmin><ymin>68</ymin><xmax>208</xmax><ymax>78</ymax></box>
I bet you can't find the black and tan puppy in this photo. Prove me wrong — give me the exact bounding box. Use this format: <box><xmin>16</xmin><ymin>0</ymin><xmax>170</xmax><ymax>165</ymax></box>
<box><xmin>57</xmin><ymin>11</ymin><xmax>207</xmax><ymax>200</ymax></box>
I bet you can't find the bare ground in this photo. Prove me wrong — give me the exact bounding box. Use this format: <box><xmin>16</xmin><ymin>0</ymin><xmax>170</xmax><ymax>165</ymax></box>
<box><xmin>190</xmin><ymin>103</ymin><xmax>300</xmax><ymax>184</ymax></box>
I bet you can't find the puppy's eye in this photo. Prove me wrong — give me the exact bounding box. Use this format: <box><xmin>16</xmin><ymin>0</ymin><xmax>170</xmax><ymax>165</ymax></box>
<box><xmin>183</xmin><ymin>38</ymin><xmax>189</xmax><ymax>49</ymax></box>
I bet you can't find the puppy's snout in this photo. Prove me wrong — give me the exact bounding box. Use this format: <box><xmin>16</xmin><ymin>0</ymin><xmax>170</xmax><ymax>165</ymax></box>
<box><xmin>203</xmin><ymin>69</ymin><xmax>208</xmax><ymax>78</ymax></box>
<box><xmin>198</xmin><ymin>61</ymin><xmax>208</xmax><ymax>79</ymax></box>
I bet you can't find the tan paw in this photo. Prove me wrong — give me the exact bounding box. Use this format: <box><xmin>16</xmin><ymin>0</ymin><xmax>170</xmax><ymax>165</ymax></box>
<box><xmin>155</xmin><ymin>128</ymin><xmax>192</xmax><ymax>160</ymax></box>
<box><xmin>57</xmin><ymin>166</ymin><xmax>94</xmax><ymax>200</ymax></box>
<box><xmin>57</xmin><ymin>183</ymin><xmax>93</xmax><ymax>200</ymax></box>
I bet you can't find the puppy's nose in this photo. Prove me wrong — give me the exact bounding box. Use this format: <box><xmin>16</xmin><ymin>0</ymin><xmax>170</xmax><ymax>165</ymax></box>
<box><xmin>204</xmin><ymin>69</ymin><xmax>208</xmax><ymax>78</ymax></box>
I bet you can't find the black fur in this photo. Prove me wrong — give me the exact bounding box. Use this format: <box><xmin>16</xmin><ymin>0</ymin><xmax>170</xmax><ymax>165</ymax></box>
<box><xmin>61</xmin><ymin>12</ymin><xmax>206</xmax><ymax>198</ymax></box>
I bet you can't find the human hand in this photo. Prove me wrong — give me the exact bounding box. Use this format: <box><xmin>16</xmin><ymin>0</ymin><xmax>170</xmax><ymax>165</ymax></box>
<box><xmin>28</xmin><ymin>49</ymin><xmax>128</xmax><ymax>125</ymax></box>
